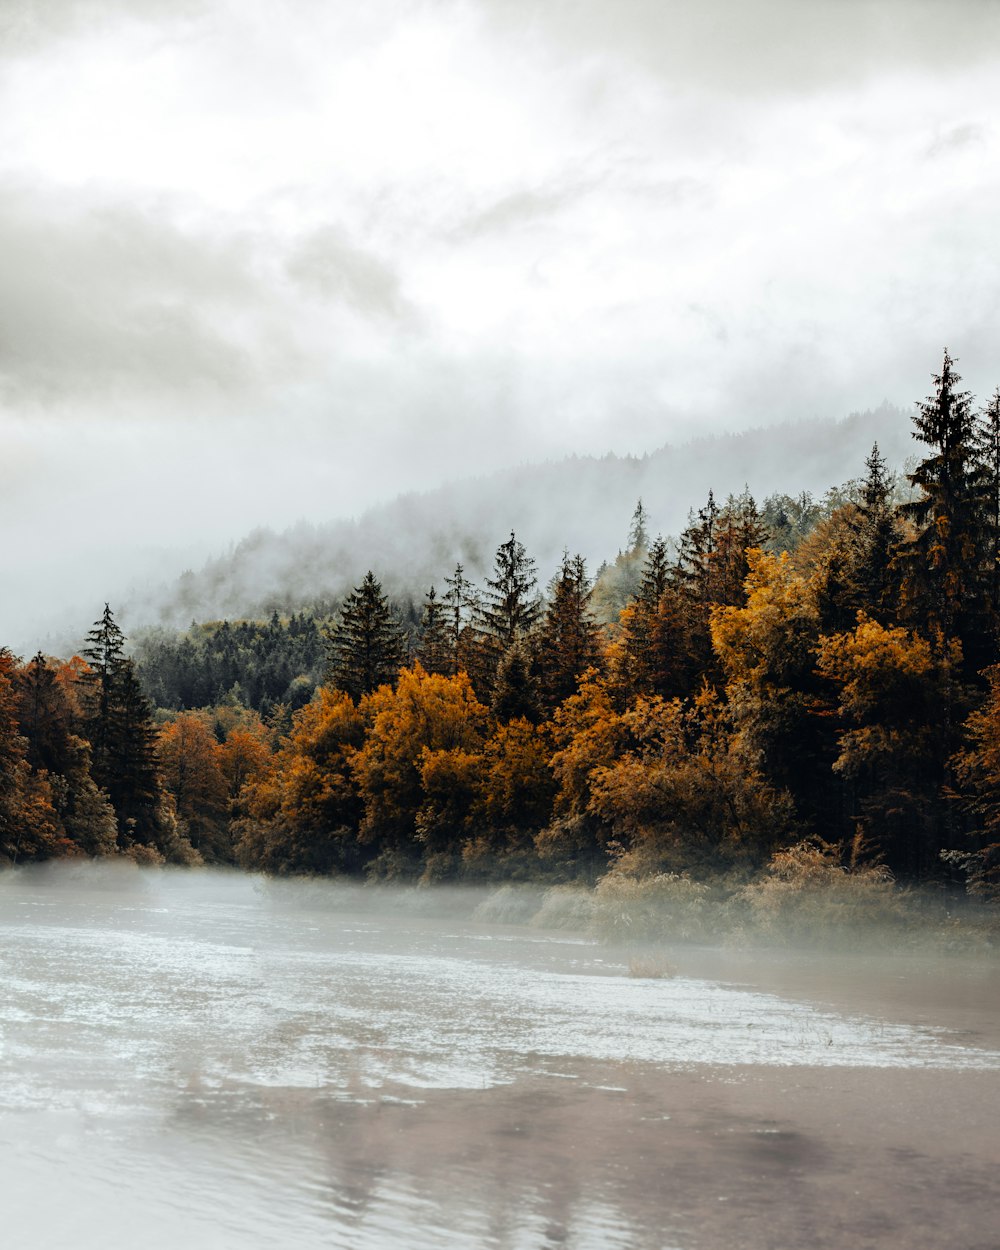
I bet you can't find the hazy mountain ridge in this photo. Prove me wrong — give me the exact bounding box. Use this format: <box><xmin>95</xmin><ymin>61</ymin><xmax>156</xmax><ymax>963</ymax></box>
<box><xmin>125</xmin><ymin>402</ymin><xmax>915</xmax><ymax>630</ymax></box>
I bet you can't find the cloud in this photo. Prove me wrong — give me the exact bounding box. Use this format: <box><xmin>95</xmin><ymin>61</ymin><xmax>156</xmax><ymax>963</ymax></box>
<box><xmin>478</xmin><ymin>0</ymin><xmax>1000</xmax><ymax>96</ymax></box>
<box><xmin>448</xmin><ymin>181</ymin><xmax>597</xmax><ymax>243</ymax></box>
<box><xmin>926</xmin><ymin>122</ymin><xmax>988</xmax><ymax>160</ymax></box>
<box><xmin>0</xmin><ymin>186</ymin><xmax>285</xmax><ymax>403</ymax></box>
<box><xmin>285</xmin><ymin>225</ymin><xmax>414</xmax><ymax>322</ymax></box>
<box><xmin>0</xmin><ymin>0</ymin><xmax>205</xmax><ymax>55</ymax></box>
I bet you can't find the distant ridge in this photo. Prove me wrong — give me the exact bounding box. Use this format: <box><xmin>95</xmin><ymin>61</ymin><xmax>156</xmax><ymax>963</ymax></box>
<box><xmin>126</xmin><ymin>402</ymin><xmax>915</xmax><ymax>629</ymax></box>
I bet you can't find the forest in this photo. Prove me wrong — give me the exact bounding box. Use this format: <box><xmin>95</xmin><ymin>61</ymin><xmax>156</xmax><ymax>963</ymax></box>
<box><xmin>3</xmin><ymin>353</ymin><xmax>1000</xmax><ymax>919</ymax></box>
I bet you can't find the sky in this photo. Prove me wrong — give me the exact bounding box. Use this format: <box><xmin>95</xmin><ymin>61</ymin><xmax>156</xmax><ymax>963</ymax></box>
<box><xmin>3</xmin><ymin>0</ymin><xmax>1000</xmax><ymax>645</ymax></box>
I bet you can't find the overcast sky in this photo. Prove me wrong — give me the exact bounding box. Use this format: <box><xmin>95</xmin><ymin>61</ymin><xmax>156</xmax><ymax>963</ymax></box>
<box><xmin>4</xmin><ymin>0</ymin><xmax>1000</xmax><ymax>645</ymax></box>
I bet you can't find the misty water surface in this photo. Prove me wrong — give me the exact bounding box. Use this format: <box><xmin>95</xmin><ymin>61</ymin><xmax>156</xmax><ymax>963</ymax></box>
<box><xmin>1</xmin><ymin>867</ymin><xmax>998</xmax><ymax>1250</ymax></box>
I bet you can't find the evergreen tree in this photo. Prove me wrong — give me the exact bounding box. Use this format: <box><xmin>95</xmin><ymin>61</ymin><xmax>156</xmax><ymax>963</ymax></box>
<box><xmin>627</xmin><ymin>498</ymin><xmax>650</xmax><ymax>554</ymax></box>
<box><xmin>479</xmin><ymin>531</ymin><xmax>541</xmax><ymax>649</ymax></box>
<box><xmin>416</xmin><ymin>587</ymin><xmax>453</xmax><ymax>676</ymax></box>
<box><xmin>80</xmin><ymin>606</ymin><xmax>175</xmax><ymax>851</ymax></box>
<box><xmin>896</xmin><ymin>350</ymin><xmax>992</xmax><ymax>668</ymax></box>
<box><xmin>850</xmin><ymin>443</ymin><xmax>899</xmax><ymax>619</ymax></box>
<box><xmin>974</xmin><ymin>388</ymin><xmax>1000</xmax><ymax>616</ymax></box>
<box><xmin>443</xmin><ymin>562</ymin><xmax>480</xmax><ymax>675</ymax></box>
<box><xmin>327</xmin><ymin>572</ymin><xmax>405</xmax><ymax>700</ymax></box>
<box><xmin>536</xmin><ymin>553</ymin><xmax>603</xmax><ymax>711</ymax></box>
<box><xmin>714</xmin><ymin>488</ymin><xmax>770</xmax><ymax>607</ymax></box>
<box><xmin>490</xmin><ymin>643</ymin><xmax>541</xmax><ymax>723</ymax></box>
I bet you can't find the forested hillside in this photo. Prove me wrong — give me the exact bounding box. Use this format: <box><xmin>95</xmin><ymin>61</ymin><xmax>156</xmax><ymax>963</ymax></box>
<box><xmin>3</xmin><ymin>360</ymin><xmax>998</xmax><ymax>918</ymax></box>
<box><xmin>124</xmin><ymin>402</ymin><xmax>914</xmax><ymax>631</ymax></box>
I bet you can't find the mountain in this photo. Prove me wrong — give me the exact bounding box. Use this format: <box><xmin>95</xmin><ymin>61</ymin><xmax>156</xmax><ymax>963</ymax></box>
<box><xmin>124</xmin><ymin>402</ymin><xmax>915</xmax><ymax>629</ymax></box>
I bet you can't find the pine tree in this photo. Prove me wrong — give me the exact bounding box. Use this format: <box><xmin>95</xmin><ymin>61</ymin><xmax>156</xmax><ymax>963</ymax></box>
<box><xmin>327</xmin><ymin>571</ymin><xmax>405</xmax><ymax>700</ymax></box>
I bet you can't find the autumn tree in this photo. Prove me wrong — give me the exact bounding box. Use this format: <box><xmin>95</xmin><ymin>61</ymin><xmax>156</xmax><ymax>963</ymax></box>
<box><xmin>0</xmin><ymin>649</ymin><xmax>71</xmax><ymax>862</ymax></box>
<box><xmin>539</xmin><ymin>671</ymin><xmax>626</xmax><ymax>871</ymax></box>
<box><xmin>235</xmin><ymin>687</ymin><xmax>365</xmax><ymax>874</ymax></box>
<box><xmin>351</xmin><ymin>665</ymin><xmax>489</xmax><ymax>872</ymax></box>
<box><xmin>157</xmin><ymin>713</ymin><xmax>231</xmax><ymax>861</ymax></box>
<box><xmin>817</xmin><ymin>614</ymin><xmax>963</xmax><ymax>876</ymax></box>
<box><xmin>327</xmin><ymin>572</ymin><xmax>405</xmax><ymax>700</ymax></box>
<box><xmin>588</xmin><ymin>689</ymin><xmax>795</xmax><ymax>873</ymax></box>
<box><xmin>711</xmin><ymin>549</ymin><xmax>835</xmax><ymax>831</ymax></box>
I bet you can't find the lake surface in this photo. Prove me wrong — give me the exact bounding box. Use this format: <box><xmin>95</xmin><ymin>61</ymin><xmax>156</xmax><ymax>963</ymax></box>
<box><xmin>1</xmin><ymin>866</ymin><xmax>998</xmax><ymax>1249</ymax></box>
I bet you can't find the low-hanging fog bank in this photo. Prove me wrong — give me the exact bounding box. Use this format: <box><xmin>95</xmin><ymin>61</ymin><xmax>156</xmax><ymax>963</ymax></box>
<box><xmin>111</xmin><ymin>402</ymin><xmax>912</xmax><ymax>637</ymax></box>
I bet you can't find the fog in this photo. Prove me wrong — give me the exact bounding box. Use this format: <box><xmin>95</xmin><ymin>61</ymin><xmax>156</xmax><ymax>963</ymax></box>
<box><xmin>1</xmin><ymin>864</ymin><xmax>998</xmax><ymax>1248</ymax></box>
<box><xmin>3</xmin><ymin>0</ymin><xmax>1000</xmax><ymax>644</ymax></box>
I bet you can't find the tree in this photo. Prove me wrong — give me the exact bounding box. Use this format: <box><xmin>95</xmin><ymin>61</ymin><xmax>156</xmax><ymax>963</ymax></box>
<box><xmin>478</xmin><ymin>531</ymin><xmax>540</xmax><ymax>650</ymax></box>
<box><xmin>157</xmin><ymin>713</ymin><xmax>231</xmax><ymax>861</ymax></box>
<box><xmin>235</xmin><ymin>686</ymin><xmax>365</xmax><ymax>874</ymax></box>
<box><xmin>490</xmin><ymin>642</ymin><xmax>540</xmax><ymax>723</ymax></box>
<box><xmin>442</xmin><ymin>562</ymin><xmax>480</xmax><ymax>676</ymax></box>
<box><xmin>895</xmin><ymin>350</ymin><xmax>992</xmax><ymax>670</ymax></box>
<box><xmin>590</xmin><ymin>500</ymin><xmax>652</xmax><ymax>622</ymax></box>
<box><xmin>711</xmin><ymin>549</ymin><xmax>836</xmax><ymax>832</ymax></box>
<box><xmin>536</xmin><ymin>553</ymin><xmax>604</xmax><ymax>711</ymax></box>
<box><xmin>589</xmin><ymin>689</ymin><xmax>795</xmax><ymax>873</ymax></box>
<box><xmin>974</xmin><ymin>388</ymin><xmax>1000</xmax><ymax>616</ymax></box>
<box><xmin>817</xmin><ymin>614</ymin><xmax>963</xmax><ymax>876</ymax></box>
<box><xmin>79</xmin><ymin>605</ymin><xmax>189</xmax><ymax>858</ymax></box>
<box><xmin>351</xmin><ymin>666</ymin><xmax>488</xmax><ymax>868</ymax></box>
<box><xmin>326</xmin><ymin>572</ymin><xmax>405</xmax><ymax>700</ymax></box>
<box><xmin>0</xmin><ymin>649</ymin><xmax>90</xmax><ymax>863</ymax></box>
<box><xmin>416</xmin><ymin>586</ymin><xmax>453</xmax><ymax>676</ymax></box>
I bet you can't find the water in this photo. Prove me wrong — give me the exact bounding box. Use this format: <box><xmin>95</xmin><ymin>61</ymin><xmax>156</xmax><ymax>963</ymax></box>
<box><xmin>1</xmin><ymin>866</ymin><xmax>998</xmax><ymax>1249</ymax></box>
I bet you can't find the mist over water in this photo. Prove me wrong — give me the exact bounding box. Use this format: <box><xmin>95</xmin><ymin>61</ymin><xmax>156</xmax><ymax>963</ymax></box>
<box><xmin>2</xmin><ymin>866</ymin><xmax>998</xmax><ymax>1248</ymax></box>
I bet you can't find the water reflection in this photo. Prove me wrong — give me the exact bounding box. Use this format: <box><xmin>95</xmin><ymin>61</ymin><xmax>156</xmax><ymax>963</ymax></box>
<box><xmin>1</xmin><ymin>867</ymin><xmax>998</xmax><ymax>1248</ymax></box>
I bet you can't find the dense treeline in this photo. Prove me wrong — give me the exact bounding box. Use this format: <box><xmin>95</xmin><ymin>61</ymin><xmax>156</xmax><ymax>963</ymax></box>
<box><xmin>2</xmin><ymin>353</ymin><xmax>998</xmax><ymax>903</ymax></box>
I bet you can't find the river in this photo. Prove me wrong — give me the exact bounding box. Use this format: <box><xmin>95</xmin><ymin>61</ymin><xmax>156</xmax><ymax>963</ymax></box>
<box><xmin>1</xmin><ymin>865</ymin><xmax>998</xmax><ymax>1249</ymax></box>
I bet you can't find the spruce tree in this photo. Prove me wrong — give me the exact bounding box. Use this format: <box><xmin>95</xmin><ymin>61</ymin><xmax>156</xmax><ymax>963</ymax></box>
<box><xmin>416</xmin><ymin>586</ymin><xmax>453</xmax><ymax>676</ymax></box>
<box><xmin>537</xmin><ymin>553</ymin><xmax>603</xmax><ymax>710</ymax></box>
<box><xmin>974</xmin><ymin>388</ymin><xmax>1000</xmax><ymax>616</ymax></box>
<box><xmin>327</xmin><ymin>571</ymin><xmax>405</xmax><ymax>700</ymax></box>
<box><xmin>479</xmin><ymin>531</ymin><xmax>541</xmax><ymax>649</ymax></box>
<box><xmin>896</xmin><ymin>350</ymin><xmax>992</xmax><ymax>667</ymax></box>
<box><xmin>80</xmin><ymin>605</ymin><xmax>172</xmax><ymax>850</ymax></box>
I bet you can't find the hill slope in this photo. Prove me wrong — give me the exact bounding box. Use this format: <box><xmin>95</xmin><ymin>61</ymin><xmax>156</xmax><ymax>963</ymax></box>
<box><xmin>126</xmin><ymin>402</ymin><xmax>915</xmax><ymax>628</ymax></box>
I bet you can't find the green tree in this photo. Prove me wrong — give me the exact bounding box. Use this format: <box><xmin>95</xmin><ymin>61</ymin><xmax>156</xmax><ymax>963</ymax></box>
<box><xmin>896</xmin><ymin>350</ymin><xmax>992</xmax><ymax>669</ymax></box>
<box><xmin>416</xmin><ymin>586</ymin><xmax>453</xmax><ymax>676</ymax></box>
<box><xmin>536</xmin><ymin>553</ymin><xmax>603</xmax><ymax>711</ymax></box>
<box><xmin>327</xmin><ymin>571</ymin><xmax>405</xmax><ymax>700</ymax></box>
